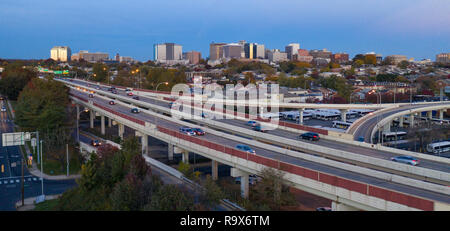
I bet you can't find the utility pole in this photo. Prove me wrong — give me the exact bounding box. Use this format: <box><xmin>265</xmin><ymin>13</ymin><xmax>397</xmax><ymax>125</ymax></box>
<box><xmin>21</xmin><ymin>156</ymin><xmax>24</xmax><ymax>206</ymax></box>
<box><xmin>66</xmin><ymin>144</ymin><xmax>69</xmax><ymax>176</ymax></box>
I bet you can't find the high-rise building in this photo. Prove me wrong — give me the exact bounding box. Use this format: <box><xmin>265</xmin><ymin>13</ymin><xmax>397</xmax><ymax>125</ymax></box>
<box><xmin>331</xmin><ymin>53</ymin><xmax>349</xmax><ymax>64</ymax></box>
<box><xmin>293</xmin><ymin>49</ymin><xmax>313</xmax><ymax>63</ymax></box>
<box><xmin>154</xmin><ymin>43</ymin><xmax>183</xmax><ymax>61</ymax></box>
<box><xmin>309</xmin><ymin>49</ymin><xmax>332</xmax><ymax>59</ymax></box>
<box><xmin>183</xmin><ymin>51</ymin><xmax>201</xmax><ymax>65</ymax></box>
<box><xmin>209</xmin><ymin>43</ymin><xmax>226</xmax><ymax>60</ymax></box>
<box><xmin>115</xmin><ymin>53</ymin><xmax>120</xmax><ymax>62</ymax></box>
<box><xmin>436</xmin><ymin>53</ymin><xmax>450</xmax><ymax>64</ymax></box>
<box><xmin>223</xmin><ymin>44</ymin><xmax>243</xmax><ymax>59</ymax></box>
<box><xmin>267</xmin><ymin>49</ymin><xmax>288</xmax><ymax>63</ymax></box>
<box><xmin>50</xmin><ymin>46</ymin><xmax>71</xmax><ymax>62</ymax></box>
<box><xmin>253</xmin><ymin>43</ymin><xmax>265</xmax><ymax>59</ymax></box>
<box><xmin>285</xmin><ymin>43</ymin><xmax>300</xmax><ymax>60</ymax></box>
<box><xmin>385</xmin><ymin>55</ymin><xmax>407</xmax><ymax>65</ymax></box>
<box><xmin>72</xmin><ymin>51</ymin><xmax>109</xmax><ymax>62</ymax></box>
<box><xmin>244</xmin><ymin>43</ymin><xmax>254</xmax><ymax>59</ymax></box>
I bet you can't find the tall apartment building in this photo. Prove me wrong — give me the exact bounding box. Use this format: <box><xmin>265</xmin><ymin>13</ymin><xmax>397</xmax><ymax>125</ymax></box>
<box><xmin>293</xmin><ymin>49</ymin><xmax>313</xmax><ymax>63</ymax></box>
<box><xmin>223</xmin><ymin>44</ymin><xmax>243</xmax><ymax>59</ymax></box>
<box><xmin>50</xmin><ymin>46</ymin><xmax>71</xmax><ymax>62</ymax></box>
<box><xmin>331</xmin><ymin>53</ymin><xmax>349</xmax><ymax>64</ymax></box>
<box><xmin>436</xmin><ymin>53</ymin><xmax>450</xmax><ymax>64</ymax></box>
<box><xmin>385</xmin><ymin>55</ymin><xmax>407</xmax><ymax>65</ymax></box>
<box><xmin>71</xmin><ymin>50</ymin><xmax>109</xmax><ymax>62</ymax></box>
<box><xmin>285</xmin><ymin>43</ymin><xmax>300</xmax><ymax>60</ymax></box>
<box><xmin>154</xmin><ymin>43</ymin><xmax>183</xmax><ymax>62</ymax></box>
<box><xmin>183</xmin><ymin>51</ymin><xmax>201</xmax><ymax>65</ymax></box>
<box><xmin>267</xmin><ymin>49</ymin><xmax>288</xmax><ymax>63</ymax></box>
<box><xmin>209</xmin><ymin>43</ymin><xmax>226</xmax><ymax>60</ymax></box>
<box><xmin>244</xmin><ymin>43</ymin><xmax>254</xmax><ymax>59</ymax></box>
<box><xmin>309</xmin><ymin>49</ymin><xmax>332</xmax><ymax>59</ymax></box>
<box><xmin>253</xmin><ymin>43</ymin><xmax>265</xmax><ymax>59</ymax></box>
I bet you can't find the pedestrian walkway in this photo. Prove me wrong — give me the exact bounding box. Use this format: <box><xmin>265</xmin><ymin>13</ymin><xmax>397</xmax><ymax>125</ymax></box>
<box><xmin>15</xmin><ymin>194</ymin><xmax>61</xmax><ymax>211</ymax></box>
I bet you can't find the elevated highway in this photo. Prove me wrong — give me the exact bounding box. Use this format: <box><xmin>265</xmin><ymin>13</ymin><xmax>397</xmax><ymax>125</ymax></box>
<box><xmin>61</xmin><ymin>80</ymin><xmax>450</xmax><ymax>210</ymax></box>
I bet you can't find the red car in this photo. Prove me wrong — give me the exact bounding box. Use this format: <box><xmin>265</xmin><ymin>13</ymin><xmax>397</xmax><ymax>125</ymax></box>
<box><xmin>109</xmin><ymin>100</ymin><xmax>115</xmax><ymax>105</ymax></box>
<box><xmin>127</xmin><ymin>92</ymin><xmax>133</xmax><ymax>96</ymax></box>
<box><xmin>192</xmin><ymin>128</ymin><xmax>205</xmax><ymax>136</ymax></box>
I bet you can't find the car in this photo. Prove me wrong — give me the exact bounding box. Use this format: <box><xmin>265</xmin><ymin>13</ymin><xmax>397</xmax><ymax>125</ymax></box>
<box><xmin>131</xmin><ymin>108</ymin><xmax>139</xmax><ymax>114</ymax></box>
<box><xmin>127</xmin><ymin>92</ymin><xmax>133</xmax><ymax>96</ymax></box>
<box><xmin>125</xmin><ymin>88</ymin><xmax>133</xmax><ymax>91</ymax></box>
<box><xmin>390</xmin><ymin>156</ymin><xmax>420</xmax><ymax>166</ymax></box>
<box><xmin>132</xmin><ymin>96</ymin><xmax>139</xmax><ymax>100</ymax></box>
<box><xmin>108</xmin><ymin>86</ymin><xmax>116</xmax><ymax>91</ymax></box>
<box><xmin>88</xmin><ymin>94</ymin><xmax>94</xmax><ymax>98</ymax></box>
<box><xmin>179</xmin><ymin>127</ymin><xmax>196</xmax><ymax>136</ymax></box>
<box><xmin>246</xmin><ymin>121</ymin><xmax>258</xmax><ymax>127</ymax></box>
<box><xmin>91</xmin><ymin>140</ymin><xmax>102</xmax><ymax>146</ymax></box>
<box><xmin>192</xmin><ymin>128</ymin><xmax>205</xmax><ymax>136</ymax></box>
<box><xmin>95</xmin><ymin>86</ymin><xmax>100</xmax><ymax>90</ymax></box>
<box><xmin>1</xmin><ymin>107</ymin><xmax>6</xmax><ymax>112</ymax></box>
<box><xmin>299</xmin><ymin>132</ymin><xmax>320</xmax><ymax>141</ymax></box>
<box><xmin>252</xmin><ymin>124</ymin><xmax>267</xmax><ymax>132</ymax></box>
<box><xmin>111</xmin><ymin>90</ymin><xmax>118</xmax><ymax>94</ymax></box>
<box><xmin>235</xmin><ymin>144</ymin><xmax>256</xmax><ymax>154</ymax></box>
<box><xmin>109</xmin><ymin>100</ymin><xmax>115</xmax><ymax>105</ymax></box>
<box><xmin>316</xmin><ymin>207</ymin><xmax>332</xmax><ymax>211</ymax></box>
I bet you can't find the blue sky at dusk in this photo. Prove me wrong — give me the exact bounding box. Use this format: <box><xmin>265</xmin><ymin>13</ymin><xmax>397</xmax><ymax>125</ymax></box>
<box><xmin>1</xmin><ymin>0</ymin><xmax>449</xmax><ymax>61</ymax></box>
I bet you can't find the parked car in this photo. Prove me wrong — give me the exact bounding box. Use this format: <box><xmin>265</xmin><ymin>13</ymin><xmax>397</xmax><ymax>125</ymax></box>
<box><xmin>132</xmin><ymin>96</ymin><xmax>139</xmax><ymax>100</ymax></box>
<box><xmin>131</xmin><ymin>108</ymin><xmax>139</xmax><ymax>114</ymax></box>
<box><xmin>192</xmin><ymin>128</ymin><xmax>205</xmax><ymax>136</ymax></box>
<box><xmin>252</xmin><ymin>124</ymin><xmax>267</xmax><ymax>132</ymax></box>
<box><xmin>88</xmin><ymin>94</ymin><xmax>94</xmax><ymax>98</ymax></box>
<box><xmin>109</xmin><ymin>100</ymin><xmax>115</xmax><ymax>105</ymax></box>
<box><xmin>246</xmin><ymin>121</ymin><xmax>258</xmax><ymax>127</ymax></box>
<box><xmin>390</xmin><ymin>156</ymin><xmax>420</xmax><ymax>166</ymax></box>
<box><xmin>91</xmin><ymin>140</ymin><xmax>102</xmax><ymax>146</ymax></box>
<box><xmin>235</xmin><ymin>144</ymin><xmax>256</xmax><ymax>154</ymax></box>
<box><xmin>316</xmin><ymin>207</ymin><xmax>332</xmax><ymax>211</ymax></box>
<box><xmin>179</xmin><ymin>127</ymin><xmax>196</xmax><ymax>136</ymax></box>
<box><xmin>299</xmin><ymin>132</ymin><xmax>320</xmax><ymax>141</ymax></box>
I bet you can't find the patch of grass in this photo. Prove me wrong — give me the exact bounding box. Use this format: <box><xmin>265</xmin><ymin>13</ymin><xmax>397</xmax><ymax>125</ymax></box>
<box><xmin>33</xmin><ymin>199</ymin><xmax>59</xmax><ymax>211</ymax></box>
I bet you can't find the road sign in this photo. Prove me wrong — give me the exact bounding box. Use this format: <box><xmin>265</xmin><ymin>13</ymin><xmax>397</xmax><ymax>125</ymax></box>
<box><xmin>2</xmin><ymin>132</ymin><xmax>29</xmax><ymax>146</ymax></box>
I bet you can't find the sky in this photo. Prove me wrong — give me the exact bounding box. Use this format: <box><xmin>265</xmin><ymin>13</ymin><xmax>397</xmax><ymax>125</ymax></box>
<box><xmin>0</xmin><ymin>0</ymin><xmax>449</xmax><ymax>61</ymax></box>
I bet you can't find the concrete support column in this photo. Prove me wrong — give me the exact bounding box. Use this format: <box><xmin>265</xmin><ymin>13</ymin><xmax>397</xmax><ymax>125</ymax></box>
<box><xmin>439</xmin><ymin>110</ymin><xmax>444</xmax><ymax>120</ymax></box>
<box><xmin>101</xmin><ymin>115</ymin><xmax>105</xmax><ymax>135</ymax></box>
<box><xmin>427</xmin><ymin>111</ymin><xmax>433</xmax><ymax>120</ymax></box>
<box><xmin>168</xmin><ymin>143</ymin><xmax>174</xmax><ymax>161</ymax></box>
<box><xmin>90</xmin><ymin>110</ymin><xmax>95</xmax><ymax>129</ymax></box>
<box><xmin>410</xmin><ymin>114</ymin><xmax>415</xmax><ymax>128</ymax></box>
<box><xmin>182</xmin><ymin>150</ymin><xmax>189</xmax><ymax>164</ymax></box>
<box><xmin>332</xmin><ymin>201</ymin><xmax>359</xmax><ymax>211</ymax></box>
<box><xmin>118</xmin><ymin>123</ymin><xmax>124</xmax><ymax>140</ymax></box>
<box><xmin>399</xmin><ymin>116</ymin><xmax>404</xmax><ymax>127</ymax></box>
<box><xmin>76</xmin><ymin>105</ymin><xmax>80</xmax><ymax>120</ymax></box>
<box><xmin>211</xmin><ymin>160</ymin><xmax>218</xmax><ymax>181</ymax></box>
<box><xmin>383</xmin><ymin>123</ymin><xmax>390</xmax><ymax>133</ymax></box>
<box><xmin>141</xmin><ymin>134</ymin><xmax>148</xmax><ymax>155</ymax></box>
<box><xmin>231</xmin><ymin>168</ymin><xmax>249</xmax><ymax>199</ymax></box>
<box><xmin>108</xmin><ymin>117</ymin><xmax>112</xmax><ymax>127</ymax></box>
<box><xmin>298</xmin><ymin>108</ymin><xmax>304</xmax><ymax>124</ymax></box>
<box><xmin>340</xmin><ymin>109</ymin><xmax>348</xmax><ymax>122</ymax></box>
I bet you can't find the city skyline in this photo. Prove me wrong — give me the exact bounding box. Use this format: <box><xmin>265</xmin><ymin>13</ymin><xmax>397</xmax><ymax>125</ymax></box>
<box><xmin>1</xmin><ymin>0</ymin><xmax>449</xmax><ymax>61</ymax></box>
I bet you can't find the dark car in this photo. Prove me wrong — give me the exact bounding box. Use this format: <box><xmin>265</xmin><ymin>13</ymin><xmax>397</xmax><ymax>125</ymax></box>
<box><xmin>299</xmin><ymin>132</ymin><xmax>320</xmax><ymax>141</ymax></box>
<box><xmin>131</xmin><ymin>108</ymin><xmax>139</xmax><ymax>113</ymax></box>
<box><xmin>192</xmin><ymin>128</ymin><xmax>205</xmax><ymax>136</ymax></box>
<box><xmin>179</xmin><ymin>127</ymin><xmax>195</xmax><ymax>136</ymax></box>
<box><xmin>109</xmin><ymin>100</ymin><xmax>115</xmax><ymax>105</ymax></box>
<box><xmin>91</xmin><ymin>140</ymin><xmax>102</xmax><ymax>147</ymax></box>
<box><xmin>252</xmin><ymin>124</ymin><xmax>267</xmax><ymax>132</ymax></box>
<box><xmin>111</xmin><ymin>90</ymin><xmax>118</xmax><ymax>94</ymax></box>
<box><xmin>132</xmin><ymin>96</ymin><xmax>139</xmax><ymax>100</ymax></box>
<box><xmin>88</xmin><ymin>94</ymin><xmax>94</xmax><ymax>98</ymax></box>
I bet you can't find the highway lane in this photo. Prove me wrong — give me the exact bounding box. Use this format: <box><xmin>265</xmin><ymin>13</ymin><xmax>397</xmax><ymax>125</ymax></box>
<box><xmin>71</xmin><ymin>89</ymin><xmax>450</xmax><ymax>203</ymax></box>
<box><xmin>67</xmin><ymin>80</ymin><xmax>450</xmax><ymax>173</ymax></box>
<box><xmin>353</xmin><ymin>103</ymin><xmax>450</xmax><ymax>143</ymax></box>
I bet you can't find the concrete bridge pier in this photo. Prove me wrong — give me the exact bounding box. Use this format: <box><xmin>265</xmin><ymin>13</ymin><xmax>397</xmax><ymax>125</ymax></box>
<box><xmin>399</xmin><ymin>116</ymin><xmax>404</xmax><ymax>127</ymax></box>
<box><xmin>101</xmin><ymin>115</ymin><xmax>105</xmax><ymax>135</ymax></box>
<box><xmin>108</xmin><ymin>117</ymin><xmax>112</xmax><ymax>127</ymax></box>
<box><xmin>211</xmin><ymin>160</ymin><xmax>218</xmax><ymax>180</ymax></box>
<box><xmin>231</xmin><ymin>168</ymin><xmax>250</xmax><ymax>199</ymax></box>
<box><xmin>168</xmin><ymin>143</ymin><xmax>174</xmax><ymax>161</ymax></box>
<box><xmin>439</xmin><ymin>109</ymin><xmax>444</xmax><ymax>120</ymax></box>
<box><xmin>182</xmin><ymin>150</ymin><xmax>189</xmax><ymax>164</ymax></box>
<box><xmin>427</xmin><ymin>111</ymin><xmax>433</xmax><ymax>120</ymax></box>
<box><xmin>332</xmin><ymin>201</ymin><xmax>359</xmax><ymax>211</ymax></box>
<box><xmin>90</xmin><ymin>110</ymin><xmax>95</xmax><ymax>129</ymax></box>
<box><xmin>76</xmin><ymin>105</ymin><xmax>80</xmax><ymax>120</ymax></box>
<box><xmin>118</xmin><ymin>123</ymin><xmax>124</xmax><ymax>140</ymax></box>
<box><xmin>410</xmin><ymin>114</ymin><xmax>415</xmax><ymax>128</ymax></box>
<box><xmin>298</xmin><ymin>108</ymin><xmax>304</xmax><ymax>124</ymax></box>
<box><xmin>340</xmin><ymin>109</ymin><xmax>348</xmax><ymax>122</ymax></box>
<box><xmin>383</xmin><ymin>123</ymin><xmax>390</xmax><ymax>133</ymax></box>
<box><xmin>135</xmin><ymin>131</ymin><xmax>148</xmax><ymax>155</ymax></box>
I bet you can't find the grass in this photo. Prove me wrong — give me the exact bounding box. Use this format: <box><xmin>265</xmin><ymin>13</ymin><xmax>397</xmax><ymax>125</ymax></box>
<box><xmin>33</xmin><ymin>199</ymin><xmax>59</xmax><ymax>211</ymax></box>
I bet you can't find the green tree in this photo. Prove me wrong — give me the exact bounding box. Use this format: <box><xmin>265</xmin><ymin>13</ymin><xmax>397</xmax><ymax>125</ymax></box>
<box><xmin>198</xmin><ymin>175</ymin><xmax>225</xmax><ymax>208</ymax></box>
<box><xmin>92</xmin><ymin>63</ymin><xmax>108</xmax><ymax>82</ymax></box>
<box><xmin>364</xmin><ymin>54</ymin><xmax>377</xmax><ymax>65</ymax></box>
<box><xmin>0</xmin><ymin>62</ymin><xmax>36</xmax><ymax>100</ymax></box>
<box><xmin>397</xmin><ymin>60</ymin><xmax>409</xmax><ymax>69</ymax></box>
<box><xmin>148</xmin><ymin>185</ymin><xmax>194</xmax><ymax>211</ymax></box>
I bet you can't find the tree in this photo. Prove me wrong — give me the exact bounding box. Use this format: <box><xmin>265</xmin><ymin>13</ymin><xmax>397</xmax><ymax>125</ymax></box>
<box><xmin>397</xmin><ymin>60</ymin><xmax>409</xmax><ymax>69</ymax></box>
<box><xmin>148</xmin><ymin>185</ymin><xmax>194</xmax><ymax>211</ymax></box>
<box><xmin>198</xmin><ymin>175</ymin><xmax>225</xmax><ymax>208</ymax></box>
<box><xmin>364</xmin><ymin>54</ymin><xmax>377</xmax><ymax>65</ymax></box>
<box><xmin>92</xmin><ymin>63</ymin><xmax>108</xmax><ymax>82</ymax></box>
<box><xmin>244</xmin><ymin>72</ymin><xmax>256</xmax><ymax>84</ymax></box>
<box><xmin>0</xmin><ymin>62</ymin><xmax>36</xmax><ymax>100</ymax></box>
